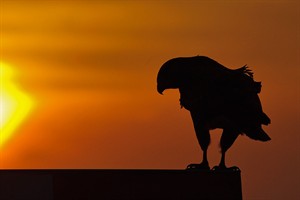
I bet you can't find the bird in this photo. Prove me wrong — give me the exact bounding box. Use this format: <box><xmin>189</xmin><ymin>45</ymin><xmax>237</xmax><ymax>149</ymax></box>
<box><xmin>157</xmin><ymin>56</ymin><xmax>271</xmax><ymax>171</ymax></box>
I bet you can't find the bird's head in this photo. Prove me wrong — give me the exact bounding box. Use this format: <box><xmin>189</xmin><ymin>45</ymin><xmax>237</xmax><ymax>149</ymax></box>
<box><xmin>157</xmin><ymin>58</ymin><xmax>182</xmax><ymax>94</ymax></box>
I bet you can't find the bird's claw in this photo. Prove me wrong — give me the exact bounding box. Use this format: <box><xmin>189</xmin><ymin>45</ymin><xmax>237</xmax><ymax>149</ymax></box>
<box><xmin>186</xmin><ymin>163</ymin><xmax>210</xmax><ymax>171</ymax></box>
<box><xmin>211</xmin><ymin>165</ymin><xmax>240</xmax><ymax>172</ymax></box>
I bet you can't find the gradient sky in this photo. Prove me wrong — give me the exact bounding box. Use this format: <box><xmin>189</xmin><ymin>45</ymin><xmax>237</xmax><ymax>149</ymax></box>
<box><xmin>0</xmin><ymin>1</ymin><xmax>299</xmax><ymax>199</ymax></box>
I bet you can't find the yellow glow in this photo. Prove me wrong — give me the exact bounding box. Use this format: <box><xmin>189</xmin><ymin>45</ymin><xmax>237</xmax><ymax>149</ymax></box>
<box><xmin>0</xmin><ymin>62</ymin><xmax>34</xmax><ymax>148</ymax></box>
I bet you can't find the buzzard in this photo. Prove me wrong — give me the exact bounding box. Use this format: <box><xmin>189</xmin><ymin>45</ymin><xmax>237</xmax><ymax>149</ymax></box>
<box><xmin>157</xmin><ymin>56</ymin><xmax>271</xmax><ymax>171</ymax></box>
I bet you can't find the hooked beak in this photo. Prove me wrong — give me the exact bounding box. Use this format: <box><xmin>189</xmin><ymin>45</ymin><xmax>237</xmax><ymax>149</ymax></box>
<box><xmin>157</xmin><ymin>85</ymin><xmax>165</xmax><ymax>95</ymax></box>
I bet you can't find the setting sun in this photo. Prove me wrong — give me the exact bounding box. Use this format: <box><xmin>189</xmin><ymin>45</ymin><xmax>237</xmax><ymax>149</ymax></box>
<box><xmin>0</xmin><ymin>62</ymin><xmax>33</xmax><ymax>148</ymax></box>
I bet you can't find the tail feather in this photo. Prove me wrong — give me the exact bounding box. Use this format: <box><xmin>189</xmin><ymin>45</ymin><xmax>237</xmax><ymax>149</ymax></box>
<box><xmin>245</xmin><ymin>127</ymin><xmax>271</xmax><ymax>142</ymax></box>
<box><xmin>261</xmin><ymin>112</ymin><xmax>271</xmax><ymax>125</ymax></box>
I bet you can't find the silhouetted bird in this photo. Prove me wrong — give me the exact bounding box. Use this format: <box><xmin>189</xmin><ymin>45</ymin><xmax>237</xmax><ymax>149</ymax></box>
<box><xmin>157</xmin><ymin>56</ymin><xmax>271</xmax><ymax>171</ymax></box>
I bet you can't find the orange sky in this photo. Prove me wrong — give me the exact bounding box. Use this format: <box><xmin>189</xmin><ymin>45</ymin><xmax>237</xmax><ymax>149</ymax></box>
<box><xmin>0</xmin><ymin>1</ymin><xmax>299</xmax><ymax>199</ymax></box>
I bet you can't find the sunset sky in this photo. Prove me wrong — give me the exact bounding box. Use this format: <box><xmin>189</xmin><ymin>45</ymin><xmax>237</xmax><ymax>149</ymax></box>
<box><xmin>0</xmin><ymin>1</ymin><xmax>299</xmax><ymax>199</ymax></box>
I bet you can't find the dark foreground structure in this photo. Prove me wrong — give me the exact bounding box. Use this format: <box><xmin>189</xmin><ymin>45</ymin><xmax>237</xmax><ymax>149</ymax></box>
<box><xmin>0</xmin><ymin>169</ymin><xmax>242</xmax><ymax>200</ymax></box>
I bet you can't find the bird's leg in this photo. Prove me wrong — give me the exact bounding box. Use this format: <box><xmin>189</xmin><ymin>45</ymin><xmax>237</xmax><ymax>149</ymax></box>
<box><xmin>202</xmin><ymin>149</ymin><xmax>209</xmax><ymax>166</ymax></box>
<box><xmin>212</xmin><ymin>129</ymin><xmax>240</xmax><ymax>171</ymax></box>
<box><xmin>187</xmin><ymin>111</ymin><xmax>210</xmax><ymax>170</ymax></box>
<box><xmin>197</xmin><ymin>127</ymin><xmax>210</xmax><ymax>170</ymax></box>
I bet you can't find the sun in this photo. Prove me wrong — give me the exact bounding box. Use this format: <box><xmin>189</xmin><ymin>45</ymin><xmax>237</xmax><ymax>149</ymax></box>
<box><xmin>0</xmin><ymin>62</ymin><xmax>34</xmax><ymax>148</ymax></box>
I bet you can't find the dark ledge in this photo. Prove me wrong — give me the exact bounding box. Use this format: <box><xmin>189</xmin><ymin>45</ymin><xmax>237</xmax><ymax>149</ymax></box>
<box><xmin>0</xmin><ymin>169</ymin><xmax>242</xmax><ymax>200</ymax></box>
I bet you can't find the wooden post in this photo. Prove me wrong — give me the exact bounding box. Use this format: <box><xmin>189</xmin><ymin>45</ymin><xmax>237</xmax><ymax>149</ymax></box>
<box><xmin>0</xmin><ymin>170</ymin><xmax>242</xmax><ymax>200</ymax></box>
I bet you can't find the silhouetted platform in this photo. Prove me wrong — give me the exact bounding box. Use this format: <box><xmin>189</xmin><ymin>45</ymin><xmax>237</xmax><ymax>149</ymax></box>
<box><xmin>0</xmin><ymin>169</ymin><xmax>242</xmax><ymax>200</ymax></box>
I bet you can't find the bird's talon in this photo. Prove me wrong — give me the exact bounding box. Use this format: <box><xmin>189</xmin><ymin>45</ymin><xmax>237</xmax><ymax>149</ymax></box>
<box><xmin>211</xmin><ymin>165</ymin><xmax>240</xmax><ymax>172</ymax></box>
<box><xmin>186</xmin><ymin>163</ymin><xmax>210</xmax><ymax>171</ymax></box>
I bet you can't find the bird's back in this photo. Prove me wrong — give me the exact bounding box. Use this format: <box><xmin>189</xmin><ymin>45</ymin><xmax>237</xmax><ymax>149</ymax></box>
<box><xmin>176</xmin><ymin>56</ymin><xmax>271</xmax><ymax>141</ymax></box>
